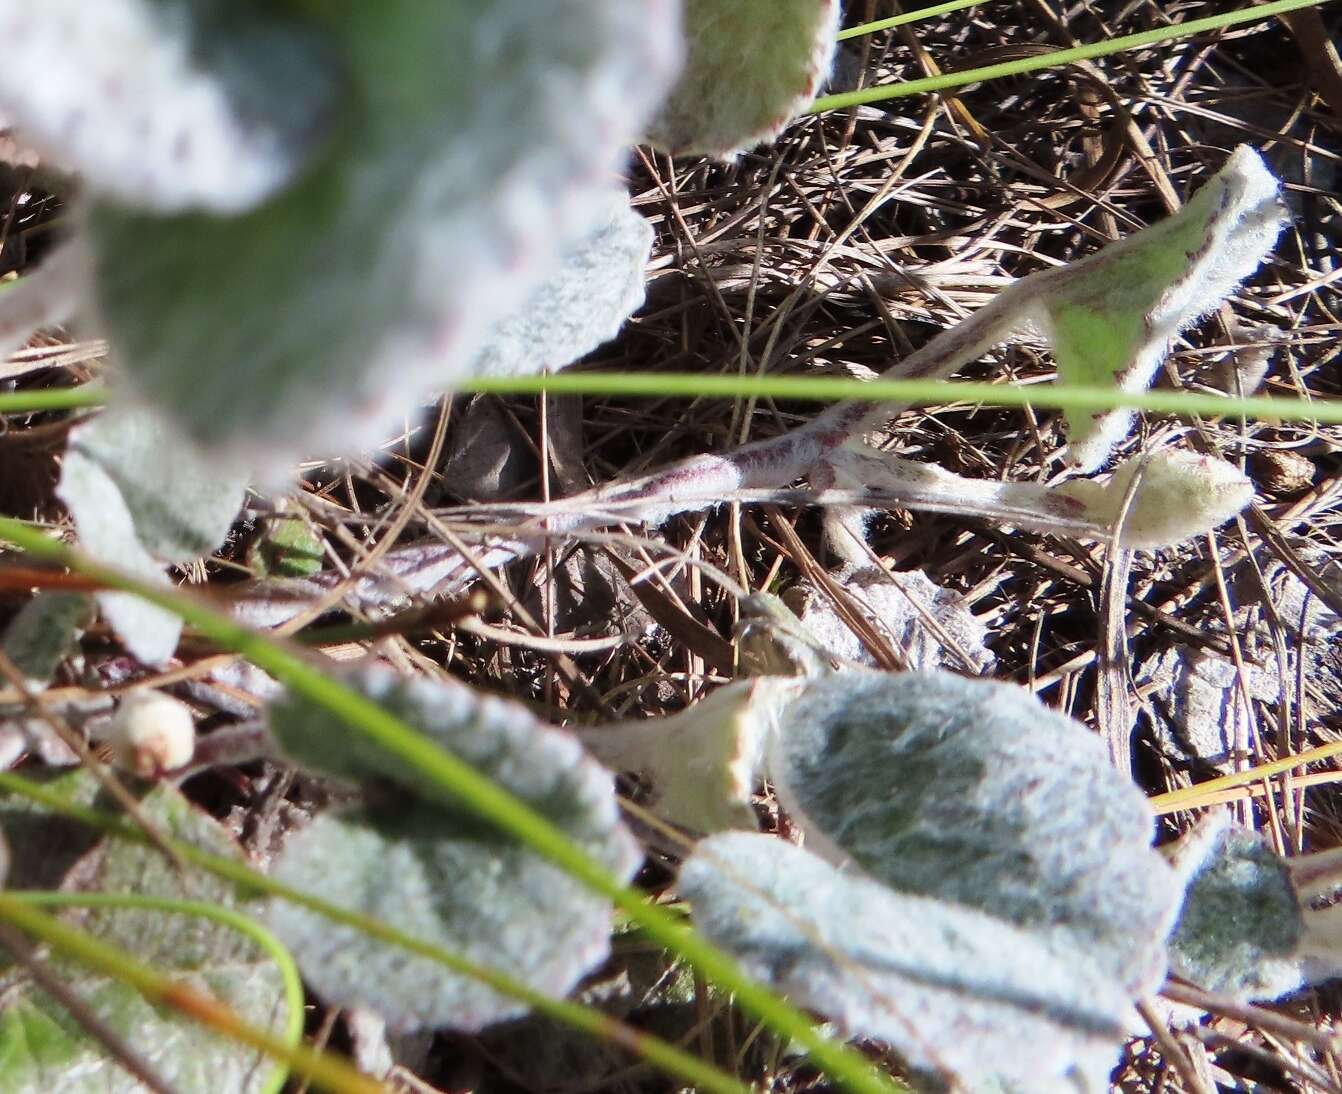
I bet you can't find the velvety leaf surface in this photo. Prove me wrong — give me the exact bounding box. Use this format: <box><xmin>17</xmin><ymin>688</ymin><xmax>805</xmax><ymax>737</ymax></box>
<box><xmin>0</xmin><ymin>0</ymin><xmax>340</xmax><ymax>213</ymax></box>
<box><xmin>647</xmin><ymin>0</ymin><xmax>840</xmax><ymax>157</ymax></box>
<box><xmin>681</xmin><ymin>833</ymin><xmax>1130</xmax><ymax>1090</ymax></box>
<box><xmin>265</xmin><ymin>664</ymin><xmax>641</xmax><ymax>1030</ymax></box>
<box><xmin>767</xmin><ymin>671</ymin><xmax>1178</xmax><ymax>994</ymax></box>
<box><xmin>1</xmin><ymin>593</ymin><xmax>93</xmax><ymax>687</ymax></box>
<box><xmin>1032</xmin><ymin>146</ymin><xmax>1284</xmax><ymax>470</ymax></box>
<box><xmin>465</xmin><ymin>192</ymin><xmax>654</xmax><ymax>378</ymax></box>
<box><xmin>1056</xmin><ymin>450</ymin><xmax>1255</xmax><ymax>548</ymax></box>
<box><xmin>268</xmin><ymin>666</ymin><xmax>633</xmax><ymax>849</ymax></box>
<box><xmin>91</xmin><ymin>0</ymin><xmax>680</xmax><ymax>473</ymax></box>
<box><xmin>55</xmin><ymin>442</ymin><xmax>181</xmax><ymax>666</ymax></box>
<box><xmin>65</xmin><ymin>408</ymin><xmax>248</xmax><ymax>564</ymax></box>
<box><xmin>267</xmin><ymin>803</ymin><xmax>629</xmax><ymax>1031</ymax></box>
<box><xmin>0</xmin><ymin>774</ymin><xmax>292</xmax><ymax>1093</ymax></box>
<box><xmin>1166</xmin><ymin>816</ymin><xmax>1306</xmax><ymax>1001</ymax></box>
<box><xmin>56</xmin><ymin>408</ymin><xmax>248</xmax><ymax>664</ymax></box>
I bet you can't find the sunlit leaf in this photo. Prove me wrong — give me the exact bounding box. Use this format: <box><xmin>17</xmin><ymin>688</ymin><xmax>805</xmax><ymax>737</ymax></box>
<box><xmin>0</xmin><ymin>773</ymin><xmax>293</xmax><ymax>1093</ymax></box>
<box><xmin>465</xmin><ymin>191</ymin><xmax>654</xmax><ymax>378</ymax></box>
<box><xmin>0</xmin><ymin>0</ymin><xmax>340</xmax><ymax>213</ymax></box>
<box><xmin>766</xmin><ymin>671</ymin><xmax>1178</xmax><ymax>993</ymax></box>
<box><xmin>55</xmin><ymin>440</ymin><xmax>180</xmax><ymax>666</ymax></box>
<box><xmin>91</xmin><ymin>0</ymin><xmax>679</xmax><ymax>473</ymax></box>
<box><xmin>56</xmin><ymin>408</ymin><xmax>247</xmax><ymax>665</ymax></box>
<box><xmin>245</xmin><ymin>506</ymin><xmax>324</xmax><ymax>580</ymax></box>
<box><xmin>64</xmin><ymin>408</ymin><xmax>247</xmax><ymax>564</ymax></box>
<box><xmin>268</xmin><ymin>666</ymin><xmax>631</xmax><ymax>846</ymax></box>
<box><xmin>647</xmin><ymin>0</ymin><xmax>840</xmax><ymax>157</ymax></box>
<box><xmin>827</xmin><ymin>439</ymin><xmax>1253</xmax><ymax>550</ymax></box>
<box><xmin>265</xmin><ymin>665</ymin><xmax>641</xmax><ymax>1030</ymax></box>
<box><xmin>267</xmin><ymin>802</ymin><xmax>631</xmax><ymax>1032</ymax></box>
<box><xmin>1165</xmin><ymin>815</ymin><xmax>1309</xmax><ymax>1002</ymax></box>
<box><xmin>1031</xmin><ymin>146</ymin><xmax>1285</xmax><ymax>470</ymax></box>
<box><xmin>245</xmin><ymin>519</ymin><xmax>323</xmax><ymax>580</ymax></box>
<box><xmin>681</xmin><ymin>832</ymin><xmax>1131</xmax><ymax>1090</ymax></box>
<box><xmin>1056</xmin><ymin>450</ymin><xmax>1254</xmax><ymax>548</ymax></box>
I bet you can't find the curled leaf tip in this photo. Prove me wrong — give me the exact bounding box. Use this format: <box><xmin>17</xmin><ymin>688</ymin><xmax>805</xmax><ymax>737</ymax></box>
<box><xmin>1033</xmin><ymin>144</ymin><xmax>1286</xmax><ymax>471</ymax></box>
<box><xmin>577</xmin><ymin>678</ymin><xmax>784</xmax><ymax>834</ymax></box>
<box><xmin>646</xmin><ymin>0</ymin><xmax>840</xmax><ymax>157</ymax></box>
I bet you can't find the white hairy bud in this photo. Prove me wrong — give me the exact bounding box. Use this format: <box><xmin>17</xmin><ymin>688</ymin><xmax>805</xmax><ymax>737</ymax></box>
<box><xmin>106</xmin><ymin>691</ymin><xmax>196</xmax><ymax>777</ymax></box>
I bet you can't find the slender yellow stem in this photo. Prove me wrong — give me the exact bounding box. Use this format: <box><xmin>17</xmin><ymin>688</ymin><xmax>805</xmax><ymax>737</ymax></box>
<box><xmin>1148</xmin><ymin>739</ymin><xmax>1342</xmax><ymax>814</ymax></box>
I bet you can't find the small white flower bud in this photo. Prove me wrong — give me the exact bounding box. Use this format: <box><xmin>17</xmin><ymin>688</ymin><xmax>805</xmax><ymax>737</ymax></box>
<box><xmin>646</xmin><ymin>0</ymin><xmax>841</xmax><ymax>157</ymax></box>
<box><xmin>106</xmin><ymin>691</ymin><xmax>196</xmax><ymax>777</ymax></box>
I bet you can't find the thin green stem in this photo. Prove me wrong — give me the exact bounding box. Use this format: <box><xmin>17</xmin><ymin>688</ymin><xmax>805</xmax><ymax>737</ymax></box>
<box><xmin>0</xmin><ymin>519</ymin><xmax>900</xmax><ymax>1094</ymax></box>
<box><xmin>837</xmin><ymin>0</ymin><xmax>991</xmax><ymax>41</ymax></box>
<box><xmin>4</xmin><ymin>892</ymin><xmax>303</xmax><ymax>1094</ymax></box>
<box><xmin>812</xmin><ymin>0</ymin><xmax>1337</xmax><ymax>111</ymax></box>
<box><xmin>466</xmin><ymin>372</ymin><xmax>1341</xmax><ymax>426</ymax></box>
<box><xmin>0</xmin><ymin>893</ymin><xmax>380</xmax><ymax>1094</ymax></box>
<box><xmin>0</xmin><ymin>772</ymin><xmax>764</xmax><ymax>1094</ymax></box>
<box><xmin>8</xmin><ymin>373</ymin><xmax>1340</xmax><ymax>427</ymax></box>
<box><xmin>0</xmin><ymin>386</ymin><xmax>105</xmax><ymax>415</ymax></box>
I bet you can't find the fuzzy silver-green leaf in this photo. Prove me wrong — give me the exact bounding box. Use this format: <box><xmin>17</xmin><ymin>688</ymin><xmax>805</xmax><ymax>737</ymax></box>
<box><xmin>0</xmin><ymin>0</ymin><xmax>340</xmax><ymax>213</ymax></box>
<box><xmin>0</xmin><ymin>774</ymin><xmax>292</xmax><ymax>1093</ymax></box>
<box><xmin>767</xmin><ymin>671</ymin><xmax>1178</xmax><ymax>994</ymax></box>
<box><xmin>91</xmin><ymin>0</ymin><xmax>679</xmax><ymax>473</ymax></box>
<box><xmin>682</xmin><ymin>833</ymin><xmax>1129</xmax><ymax>1090</ymax></box>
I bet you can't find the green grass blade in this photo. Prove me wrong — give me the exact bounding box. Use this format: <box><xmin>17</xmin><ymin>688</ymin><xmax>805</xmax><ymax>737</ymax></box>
<box><xmin>813</xmin><ymin>0</ymin><xmax>1337</xmax><ymax>111</ymax></box>
<box><xmin>5</xmin><ymin>372</ymin><xmax>1341</xmax><ymax>428</ymax></box>
<box><xmin>466</xmin><ymin>371</ymin><xmax>1341</xmax><ymax>427</ymax></box>
<box><xmin>0</xmin><ymin>386</ymin><xmax>105</xmax><ymax>415</ymax></box>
